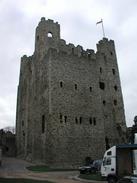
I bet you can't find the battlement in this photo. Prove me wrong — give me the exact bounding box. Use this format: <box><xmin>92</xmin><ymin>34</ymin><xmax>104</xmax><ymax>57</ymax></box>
<box><xmin>35</xmin><ymin>17</ymin><xmax>60</xmax><ymax>55</ymax></box>
<box><xmin>39</xmin><ymin>17</ymin><xmax>59</xmax><ymax>26</ymax></box>
<box><xmin>21</xmin><ymin>55</ymin><xmax>32</xmax><ymax>62</ymax></box>
<box><xmin>20</xmin><ymin>55</ymin><xmax>32</xmax><ymax>74</ymax></box>
<box><xmin>34</xmin><ymin>17</ymin><xmax>115</xmax><ymax>61</ymax></box>
<box><xmin>96</xmin><ymin>37</ymin><xmax>115</xmax><ymax>55</ymax></box>
<box><xmin>48</xmin><ymin>41</ymin><xmax>96</xmax><ymax>60</ymax></box>
<box><xmin>97</xmin><ymin>38</ymin><xmax>114</xmax><ymax>47</ymax></box>
<box><xmin>56</xmin><ymin>36</ymin><xmax>96</xmax><ymax>59</ymax></box>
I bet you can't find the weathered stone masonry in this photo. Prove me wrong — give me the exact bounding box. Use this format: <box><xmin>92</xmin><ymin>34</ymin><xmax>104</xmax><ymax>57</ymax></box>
<box><xmin>16</xmin><ymin>17</ymin><xmax>127</xmax><ymax>167</ymax></box>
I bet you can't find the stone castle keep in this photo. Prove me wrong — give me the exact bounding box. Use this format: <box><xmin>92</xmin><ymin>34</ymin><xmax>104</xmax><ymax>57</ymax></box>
<box><xmin>16</xmin><ymin>17</ymin><xmax>127</xmax><ymax>167</ymax></box>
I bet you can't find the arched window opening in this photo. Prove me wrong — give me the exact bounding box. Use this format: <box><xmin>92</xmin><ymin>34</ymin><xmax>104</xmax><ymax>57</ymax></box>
<box><xmin>47</xmin><ymin>32</ymin><xmax>53</xmax><ymax>37</ymax></box>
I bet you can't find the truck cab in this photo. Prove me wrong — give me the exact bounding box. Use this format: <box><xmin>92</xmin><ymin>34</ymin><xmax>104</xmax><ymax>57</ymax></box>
<box><xmin>101</xmin><ymin>146</ymin><xmax>116</xmax><ymax>178</ymax></box>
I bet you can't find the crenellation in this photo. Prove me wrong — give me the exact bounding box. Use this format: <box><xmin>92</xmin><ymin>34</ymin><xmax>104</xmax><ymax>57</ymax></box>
<box><xmin>81</xmin><ymin>50</ymin><xmax>87</xmax><ymax>58</ymax></box>
<box><xmin>72</xmin><ymin>45</ymin><xmax>82</xmax><ymax>57</ymax></box>
<box><xmin>68</xmin><ymin>43</ymin><xmax>75</xmax><ymax>48</ymax></box>
<box><xmin>41</xmin><ymin>17</ymin><xmax>46</xmax><ymax>22</ymax></box>
<box><xmin>47</xmin><ymin>19</ymin><xmax>54</xmax><ymax>23</ymax></box>
<box><xmin>76</xmin><ymin>45</ymin><xmax>83</xmax><ymax>57</ymax></box>
<box><xmin>21</xmin><ymin>55</ymin><xmax>28</xmax><ymax>61</ymax></box>
<box><xmin>59</xmin><ymin>39</ymin><xmax>66</xmax><ymax>46</ymax></box>
<box><xmin>97</xmin><ymin>38</ymin><xmax>115</xmax><ymax>53</ymax></box>
<box><xmin>20</xmin><ymin>55</ymin><xmax>29</xmax><ymax>72</ymax></box>
<box><xmin>86</xmin><ymin>49</ymin><xmax>96</xmax><ymax>60</ymax></box>
<box><xmin>86</xmin><ymin>49</ymin><xmax>94</xmax><ymax>54</ymax></box>
<box><xmin>53</xmin><ymin>42</ymin><xmax>96</xmax><ymax>59</ymax></box>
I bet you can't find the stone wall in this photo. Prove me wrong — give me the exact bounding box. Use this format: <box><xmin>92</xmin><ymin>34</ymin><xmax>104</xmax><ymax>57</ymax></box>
<box><xmin>0</xmin><ymin>130</ymin><xmax>16</xmax><ymax>157</ymax></box>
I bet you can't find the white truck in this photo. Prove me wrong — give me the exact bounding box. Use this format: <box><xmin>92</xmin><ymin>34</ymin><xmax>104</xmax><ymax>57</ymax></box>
<box><xmin>101</xmin><ymin>144</ymin><xmax>137</xmax><ymax>183</ymax></box>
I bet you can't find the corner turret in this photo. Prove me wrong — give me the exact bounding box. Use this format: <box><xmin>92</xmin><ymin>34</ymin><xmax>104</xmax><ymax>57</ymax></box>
<box><xmin>96</xmin><ymin>38</ymin><xmax>116</xmax><ymax>59</ymax></box>
<box><xmin>35</xmin><ymin>17</ymin><xmax>60</xmax><ymax>56</ymax></box>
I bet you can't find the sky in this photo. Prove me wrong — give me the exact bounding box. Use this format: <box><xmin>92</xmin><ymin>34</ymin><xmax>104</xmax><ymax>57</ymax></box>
<box><xmin>0</xmin><ymin>0</ymin><xmax>137</xmax><ymax>129</ymax></box>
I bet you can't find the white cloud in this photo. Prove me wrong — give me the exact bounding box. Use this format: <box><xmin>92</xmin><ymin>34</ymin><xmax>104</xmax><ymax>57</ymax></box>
<box><xmin>0</xmin><ymin>96</ymin><xmax>16</xmax><ymax>129</ymax></box>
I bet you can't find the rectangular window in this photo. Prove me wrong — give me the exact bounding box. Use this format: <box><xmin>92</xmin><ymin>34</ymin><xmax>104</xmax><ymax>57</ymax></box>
<box><xmin>93</xmin><ymin>117</ymin><xmax>96</xmax><ymax>125</ymax></box>
<box><xmin>106</xmin><ymin>157</ymin><xmax>111</xmax><ymax>165</ymax></box>
<box><xmin>60</xmin><ymin>81</ymin><xmax>63</xmax><ymax>88</ymax></box>
<box><xmin>60</xmin><ymin>113</ymin><xmax>63</xmax><ymax>123</ymax></box>
<box><xmin>75</xmin><ymin>117</ymin><xmax>78</xmax><ymax>124</ymax></box>
<box><xmin>112</xmin><ymin>69</ymin><xmax>115</xmax><ymax>75</ymax></box>
<box><xmin>75</xmin><ymin>84</ymin><xmax>77</xmax><ymax>90</ymax></box>
<box><xmin>22</xmin><ymin>120</ymin><xmax>24</xmax><ymax>127</ymax></box>
<box><xmin>107</xmin><ymin>151</ymin><xmax>112</xmax><ymax>155</ymax></box>
<box><xmin>99</xmin><ymin>82</ymin><xmax>105</xmax><ymax>90</ymax></box>
<box><xmin>103</xmin><ymin>157</ymin><xmax>111</xmax><ymax>166</ymax></box>
<box><xmin>42</xmin><ymin>115</ymin><xmax>45</xmax><ymax>133</ymax></box>
<box><xmin>64</xmin><ymin>116</ymin><xmax>67</xmax><ymax>123</ymax></box>
<box><xmin>80</xmin><ymin>117</ymin><xmax>82</xmax><ymax>124</ymax></box>
<box><xmin>89</xmin><ymin>118</ymin><xmax>92</xmax><ymax>124</ymax></box>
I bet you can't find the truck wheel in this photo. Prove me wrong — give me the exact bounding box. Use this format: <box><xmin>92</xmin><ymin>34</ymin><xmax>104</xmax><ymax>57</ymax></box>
<box><xmin>108</xmin><ymin>177</ymin><xmax>116</xmax><ymax>183</ymax></box>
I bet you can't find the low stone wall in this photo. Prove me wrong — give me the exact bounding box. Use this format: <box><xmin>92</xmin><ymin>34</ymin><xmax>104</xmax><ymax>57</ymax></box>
<box><xmin>0</xmin><ymin>130</ymin><xmax>16</xmax><ymax>157</ymax></box>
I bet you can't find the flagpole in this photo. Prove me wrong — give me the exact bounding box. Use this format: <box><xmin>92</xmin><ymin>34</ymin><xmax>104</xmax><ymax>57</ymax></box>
<box><xmin>96</xmin><ymin>19</ymin><xmax>106</xmax><ymax>38</ymax></box>
<box><xmin>101</xmin><ymin>19</ymin><xmax>105</xmax><ymax>37</ymax></box>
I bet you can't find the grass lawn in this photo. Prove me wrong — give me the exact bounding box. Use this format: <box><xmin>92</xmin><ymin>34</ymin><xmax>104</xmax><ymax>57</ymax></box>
<box><xmin>79</xmin><ymin>173</ymin><xmax>103</xmax><ymax>181</ymax></box>
<box><xmin>27</xmin><ymin>165</ymin><xmax>77</xmax><ymax>172</ymax></box>
<box><xmin>0</xmin><ymin>178</ymin><xmax>54</xmax><ymax>183</ymax></box>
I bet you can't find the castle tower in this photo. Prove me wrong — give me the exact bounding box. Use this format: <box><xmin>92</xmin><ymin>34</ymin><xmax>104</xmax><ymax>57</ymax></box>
<box><xmin>16</xmin><ymin>18</ymin><xmax>127</xmax><ymax>167</ymax></box>
<box><xmin>96</xmin><ymin>38</ymin><xmax>126</xmax><ymax>147</ymax></box>
<box><xmin>35</xmin><ymin>17</ymin><xmax>60</xmax><ymax>56</ymax></box>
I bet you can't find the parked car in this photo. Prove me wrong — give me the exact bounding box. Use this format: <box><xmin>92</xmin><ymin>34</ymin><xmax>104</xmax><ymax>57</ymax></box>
<box><xmin>79</xmin><ymin>159</ymin><xmax>102</xmax><ymax>174</ymax></box>
<box><xmin>117</xmin><ymin>176</ymin><xmax>137</xmax><ymax>183</ymax></box>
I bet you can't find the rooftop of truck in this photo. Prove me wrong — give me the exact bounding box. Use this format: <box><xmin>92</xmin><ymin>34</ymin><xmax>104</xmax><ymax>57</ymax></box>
<box><xmin>116</xmin><ymin>144</ymin><xmax>137</xmax><ymax>150</ymax></box>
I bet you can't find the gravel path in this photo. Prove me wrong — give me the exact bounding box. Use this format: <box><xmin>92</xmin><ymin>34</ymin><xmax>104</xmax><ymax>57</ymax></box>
<box><xmin>0</xmin><ymin>157</ymin><xmax>107</xmax><ymax>183</ymax></box>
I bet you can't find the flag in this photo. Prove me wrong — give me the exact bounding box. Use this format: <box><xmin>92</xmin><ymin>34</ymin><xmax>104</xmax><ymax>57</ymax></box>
<box><xmin>96</xmin><ymin>20</ymin><xmax>102</xmax><ymax>25</ymax></box>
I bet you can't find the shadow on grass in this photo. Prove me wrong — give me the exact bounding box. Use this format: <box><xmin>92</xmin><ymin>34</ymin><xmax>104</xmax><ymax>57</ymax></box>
<box><xmin>79</xmin><ymin>173</ymin><xmax>103</xmax><ymax>181</ymax></box>
<box><xmin>0</xmin><ymin>178</ymin><xmax>54</xmax><ymax>183</ymax></box>
<box><xmin>27</xmin><ymin>165</ymin><xmax>77</xmax><ymax>172</ymax></box>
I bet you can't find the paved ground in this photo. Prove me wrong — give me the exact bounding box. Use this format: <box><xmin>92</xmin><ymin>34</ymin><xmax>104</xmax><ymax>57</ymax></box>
<box><xmin>0</xmin><ymin>157</ymin><xmax>107</xmax><ymax>183</ymax></box>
